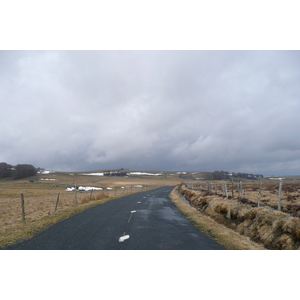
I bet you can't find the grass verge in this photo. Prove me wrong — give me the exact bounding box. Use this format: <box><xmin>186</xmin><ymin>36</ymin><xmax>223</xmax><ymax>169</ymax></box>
<box><xmin>1</xmin><ymin>188</ymin><xmax>156</xmax><ymax>249</ymax></box>
<box><xmin>169</xmin><ymin>186</ymin><xmax>266</xmax><ymax>250</ymax></box>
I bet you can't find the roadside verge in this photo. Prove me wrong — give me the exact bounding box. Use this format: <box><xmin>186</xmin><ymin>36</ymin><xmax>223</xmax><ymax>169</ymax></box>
<box><xmin>174</xmin><ymin>183</ymin><xmax>300</xmax><ymax>250</ymax></box>
<box><xmin>169</xmin><ymin>185</ymin><xmax>266</xmax><ymax>250</ymax></box>
<box><xmin>1</xmin><ymin>187</ymin><xmax>157</xmax><ymax>249</ymax></box>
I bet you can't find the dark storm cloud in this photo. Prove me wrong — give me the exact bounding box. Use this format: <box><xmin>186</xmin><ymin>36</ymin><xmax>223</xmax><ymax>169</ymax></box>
<box><xmin>1</xmin><ymin>50</ymin><xmax>300</xmax><ymax>174</ymax></box>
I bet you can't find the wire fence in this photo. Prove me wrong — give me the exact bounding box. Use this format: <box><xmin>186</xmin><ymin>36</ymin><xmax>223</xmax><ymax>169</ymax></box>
<box><xmin>184</xmin><ymin>180</ymin><xmax>300</xmax><ymax>217</ymax></box>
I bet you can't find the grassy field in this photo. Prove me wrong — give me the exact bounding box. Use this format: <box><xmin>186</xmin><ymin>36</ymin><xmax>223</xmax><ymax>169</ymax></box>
<box><xmin>184</xmin><ymin>180</ymin><xmax>300</xmax><ymax>217</ymax></box>
<box><xmin>2</xmin><ymin>169</ymin><xmax>300</xmax><ymax>249</ymax></box>
<box><xmin>0</xmin><ymin>170</ymin><xmax>182</xmax><ymax>248</ymax></box>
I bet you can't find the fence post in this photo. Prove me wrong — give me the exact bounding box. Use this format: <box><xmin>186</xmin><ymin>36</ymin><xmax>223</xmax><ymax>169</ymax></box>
<box><xmin>224</xmin><ymin>182</ymin><xmax>228</xmax><ymax>198</ymax></box>
<box><xmin>55</xmin><ymin>192</ymin><xmax>60</xmax><ymax>212</ymax></box>
<box><xmin>238</xmin><ymin>181</ymin><xmax>243</xmax><ymax>200</ymax></box>
<box><xmin>221</xmin><ymin>180</ymin><xmax>224</xmax><ymax>196</ymax></box>
<box><xmin>89</xmin><ymin>189</ymin><xmax>93</xmax><ymax>201</ymax></box>
<box><xmin>20</xmin><ymin>193</ymin><xmax>25</xmax><ymax>222</ymax></box>
<box><xmin>74</xmin><ymin>182</ymin><xmax>77</xmax><ymax>206</ymax></box>
<box><xmin>257</xmin><ymin>182</ymin><xmax>262</xmax><ymax>207</ymax></box>
<box><xmin>231</xmin><ymin>178</ymin><xmax>234</xmax><ymax>198</ymax></box>
<box><xmin>278</xmin><ymin>179</ymin><xmax>283</xmax><ymax>211</ymax></box>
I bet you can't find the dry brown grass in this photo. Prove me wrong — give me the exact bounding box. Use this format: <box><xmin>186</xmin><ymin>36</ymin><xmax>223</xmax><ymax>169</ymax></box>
<box><xmin>178</xmin><ymin>183</ymin><xmax>300</xmax><ymax>250</ymax></box>
<box><xmin>169</xmin><ymin>186</ymin><xmax>265</xmax><ymax>250</ymax></box>
<box><xmin>0</xmin><ymin>172</ymin><xmax>182</xmax><ymax>248</ymax></box>
<box><xmin>189</xmin><ymin>181</ymin><xmax>300</xmax><ymax>217</ymax></box>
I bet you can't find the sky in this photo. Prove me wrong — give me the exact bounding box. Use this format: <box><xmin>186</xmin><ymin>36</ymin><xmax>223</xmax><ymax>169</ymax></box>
<box><xmin>1</xmin><ymin>50</ymin><xmax>300</xmax><ymax>175</ymax></box>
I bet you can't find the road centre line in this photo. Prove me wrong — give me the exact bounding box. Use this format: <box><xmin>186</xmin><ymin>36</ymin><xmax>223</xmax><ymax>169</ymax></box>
<box><xmin>127</xmin><ymin>210</ymin><xmax>136</xmax><ymax>223</ymax></box>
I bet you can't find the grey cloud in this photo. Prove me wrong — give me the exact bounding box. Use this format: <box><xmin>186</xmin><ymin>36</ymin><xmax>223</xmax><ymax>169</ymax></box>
<box><xmin>1</xmin><ymin>50</ymin><xmax>300</xmax><ymax>175</ymax></box>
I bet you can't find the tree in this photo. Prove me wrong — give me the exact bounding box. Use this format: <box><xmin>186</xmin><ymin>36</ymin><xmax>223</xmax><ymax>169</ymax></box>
<box><xmin>0</xmin><ymin>162</ymin><xmax>13</xmax><ymax>178</ymax></box>
<box><xmin>13</xmin><ymin>164</ymin><xmax>37</xmax><ymax>180</ymax></box>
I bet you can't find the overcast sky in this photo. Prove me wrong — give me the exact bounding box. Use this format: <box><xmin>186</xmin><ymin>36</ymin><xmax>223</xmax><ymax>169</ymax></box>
<box><xmin>1</xmin><ymin>50</ymin><xmax>300</xmax><ymax>175</ymax></box>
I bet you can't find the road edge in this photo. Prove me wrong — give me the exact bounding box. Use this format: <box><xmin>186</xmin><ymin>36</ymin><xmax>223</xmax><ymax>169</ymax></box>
<box><xmin>169</xmin><ymin>186</ymin><xmax>266</xmax><ymax>250</ymax></box>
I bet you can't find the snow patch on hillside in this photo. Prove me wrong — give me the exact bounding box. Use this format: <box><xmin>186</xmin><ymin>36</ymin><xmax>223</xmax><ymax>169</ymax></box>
<box><xmin>66</xmin><ymin>186</ymin><xmax>103</xmax><ymax>191</ymax></box>
<box><xmin>129</xmin><ymin>172</ymin><xmax>162</xmax><ymax>176</ymax></box>
<box><xmin>38</xmin><ymin>170</ymin><xmax>55</xmax><ymax>174</ymax></box>
<box><xmin>81</xmin><ymin>173</ymin><xmax>104</xmax><ymax>176</ymax></box>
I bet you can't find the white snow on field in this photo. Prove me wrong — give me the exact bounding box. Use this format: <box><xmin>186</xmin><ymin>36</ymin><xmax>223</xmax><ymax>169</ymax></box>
<box><xmin>40</xmin><ymin>178</ymin><xmax>58</xmax><ymax>181</ymax></box>
<box><xmin>81</xmin><ymin>172</ymin><xmax>104</xmax><ymax>176</ymax></box>
<box><xmin>38</xmin><ymin>170</ymin><xmax>55</xmax><ymax>174</ymax></box>
<box><xmin>106</xmin><ymin>187</ymin><xmax>113</xmax><ymax>190</ymax></box>
<box><xmin>129</xmin><ymin>172</ymin><xmax>162</xmax><ymax>176</ymax></box>
<box><xmin>269</xmin><ymin>178</ymin><xmax>285</xmax><ymax>180</ymax></box>
<box><xmin>66</xmin><ymin>186</ymin><xmax>103</xmax><ymax>191</ymax></box>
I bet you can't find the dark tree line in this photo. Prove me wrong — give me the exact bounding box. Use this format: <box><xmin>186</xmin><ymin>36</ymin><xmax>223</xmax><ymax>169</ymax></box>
<box><xmin>212</xmin><ymin>171</ymin><xmax>231</xmax><ymax>180</ymax></box>
<box><xmin>212</xmin><ymin>170</ymin><xmax>264</xmax><ymax>180</ymax></box>
<box><xmin>0</xmin><ymin>162</ymin><xmax>37</xmax><ymax>180</ymax></box>
<box><xmin>232</xmin><ymin>172</ymin><xmax>264</xmax><ymax>180</ymax></box>
<box><xmin>104</xmin><ymin>171</ymin><xmax>127</xmax><ymax>176</ymax></box>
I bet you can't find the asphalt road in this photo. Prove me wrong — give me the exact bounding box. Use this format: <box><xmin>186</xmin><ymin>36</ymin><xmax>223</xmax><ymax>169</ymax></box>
<box><xmin>5</xmin><ymin>186</ymin><xmax>225</xmax><ymax>250</ymax></box>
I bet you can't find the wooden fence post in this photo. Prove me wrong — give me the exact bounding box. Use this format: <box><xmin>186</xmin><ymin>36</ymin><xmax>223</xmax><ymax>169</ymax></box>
<box><xmin>224</xmin><ymin>182</ymin><xmax>228</xmax><ymax>198</ymax></box>
<box><xmin>257</xmin><ymin>182</ymin><xmax>262</xmax><ymax>207</ymax></box>
<box><xmin>55</xmin><ymin>192</ymin><xmax>60</xmax><ymax>212</ymax></box>
<box><xmin>278</xmin><ymin>179</ymin><xmax>283</xmax><ymax>211</ymax></box>
<box><xmin>221</xmin><ymin>180</ymin><xmax>224</xmax><ymax>196</ymax></box>
<box><xmin>238</xmin><ymin>181</ymin><xmax>243</xmax><ymax>200</ymax></box>
<box><xmin>89</xmin><ymin>189</ymin><xmax>93</xmax><ymax>201</ymax></box>
<box><xmin>20</xmin><ymin>193</ymin><xmax>25</xmax><ymax>222</ymax></box>
<box><xmin>74</xmin><ymin>182</ymin><xmax>77</xmax><ymax>206</ymax></box>
<box><xmin>231</xmin><ymin>178</ymin><xmax>234</xmax><ymax>198</ymax></box>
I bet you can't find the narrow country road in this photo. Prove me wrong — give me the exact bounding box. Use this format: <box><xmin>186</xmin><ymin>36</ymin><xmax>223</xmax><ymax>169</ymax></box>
<box><xmin>5</xmin><ymin>186</ymin><xmax>225</xmax><ymax>250</ymax></box>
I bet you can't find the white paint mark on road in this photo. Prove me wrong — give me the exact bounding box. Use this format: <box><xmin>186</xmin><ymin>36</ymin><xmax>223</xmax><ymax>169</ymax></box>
<box><xmin>128</xmin><ymin>210</ymin><xmax>136</xmax><ymax>223</ymax></box>
<box><xmin>137</xmin><ymin>202</ymin><xmax>141</xmax><ymax>203</ymax></box>
<box><xmin>119</xmin><ymin>234</ymin><xmax>130</xmax><ymax>242</ymax></box>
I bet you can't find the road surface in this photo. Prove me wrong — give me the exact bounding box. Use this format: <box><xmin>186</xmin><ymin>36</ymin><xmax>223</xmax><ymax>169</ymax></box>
<box><xmin>5</xmin><ymin>186</ymin><xmax>225</xmax><ymax>250</ymax></box>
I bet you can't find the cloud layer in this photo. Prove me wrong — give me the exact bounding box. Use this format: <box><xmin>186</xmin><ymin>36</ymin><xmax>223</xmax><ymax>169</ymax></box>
<box><xmin>1</xmin><ymin>50</ymin><xmax>300</xmax><ymax>174</ymax></box>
